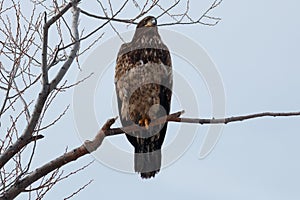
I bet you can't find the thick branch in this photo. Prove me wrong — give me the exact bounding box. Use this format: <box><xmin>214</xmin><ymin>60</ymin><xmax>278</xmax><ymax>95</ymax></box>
<box><xmin>49</xmin><ymin>4</ymin><xmax>80</xmax><ymax>91</ymax></box>
<box><xmin>0</xmin><ymin>118</ymin><xmax>115</xmax><ymax>200</ymax></box>
<box><xmin>1</xmin><ymin>110</ymin><xmax>299</xmax><ymax>199</ymax></box>
<box><xmin>41</xmin><ymin>13</ymin><xmax>49</xmax><ymax>85</ymax></box>
<box><xmin>42</xmin><ymin>0</ymin><xmax>80</xmax><ymax>85</ymax></box>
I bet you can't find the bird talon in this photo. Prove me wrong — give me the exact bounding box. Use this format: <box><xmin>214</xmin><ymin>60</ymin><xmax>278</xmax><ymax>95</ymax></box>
<box><xmin>138</xmin><ymin>118</ymin><xmax>150</xmax><ymax>129</ymax></box>
<box><xmin>145</xmin><ymin>118</ymin><xmax>150</xmax><ymax>129</ymax></box>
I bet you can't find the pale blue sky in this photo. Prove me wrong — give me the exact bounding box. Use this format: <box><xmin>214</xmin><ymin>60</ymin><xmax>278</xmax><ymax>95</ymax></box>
<box><xmin>13</xmin><ymin>0</ymin><xmax>300</xmax><ymax>199</ymax></box>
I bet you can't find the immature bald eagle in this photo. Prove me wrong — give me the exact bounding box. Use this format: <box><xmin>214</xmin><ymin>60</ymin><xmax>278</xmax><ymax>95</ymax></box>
<box><xmin>114</xmin><ymin>16</ymin><xmax>172</xmax><ymax>178</ymax></box>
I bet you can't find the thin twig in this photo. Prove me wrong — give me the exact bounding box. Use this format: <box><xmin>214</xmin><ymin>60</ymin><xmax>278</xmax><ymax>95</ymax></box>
<box><xmin>80</xmin><ymin>9</ymin><xmax>138</xmax><ymax>25</ymax></box>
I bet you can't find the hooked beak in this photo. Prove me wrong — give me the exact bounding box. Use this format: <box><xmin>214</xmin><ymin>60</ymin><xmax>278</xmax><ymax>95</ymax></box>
<box><xmin>144</xmin><ymin>18</ymin><xmax>157</xmax><ymax>27</ymax></box>
<box><xmin>145</xmin><ymin>21</ymin><xmax>154</xmax><ymax>27</ymax></box>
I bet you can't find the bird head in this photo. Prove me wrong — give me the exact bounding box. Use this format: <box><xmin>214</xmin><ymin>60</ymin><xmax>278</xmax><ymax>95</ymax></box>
<box><xmin>137</xmin><ymin>16</ymin><xmax>157</xmax><ymax>28</ymax></box>
<box><xmin>132</xmin><ymin>16</ymin><xmax>160</xmax><ymax>43</ymax></box>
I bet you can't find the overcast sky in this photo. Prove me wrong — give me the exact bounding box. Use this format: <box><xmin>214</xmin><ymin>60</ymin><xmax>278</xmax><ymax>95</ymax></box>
<box><xmin>14</xmin><ymin>0</ymin><xmax>300</xmax><ymax>199</ymax></box>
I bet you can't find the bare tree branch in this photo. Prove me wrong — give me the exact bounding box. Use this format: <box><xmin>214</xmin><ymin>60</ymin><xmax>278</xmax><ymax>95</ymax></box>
<box><xmin>172</xmin><ymin>111</ymin><xmax>300</xmax><ymax>124</ymax></box>
<box><xmin>49</xmin><ymin>4</ymin><xmax>80</xmax><ymax>91</ymax></box>
<box><xmin>80</xmin><ymin>9</ymin><xmax>138</xmax><ymax>25</ymax></box>
<box><xmin>0</xmin><ymin>0</ymin><xmax>80</xmax><ymax>170</ymax></box>
<box><xmin>80</xmin><ymin>0</ymin><xmax>223</xmax><ymax>27</ymax></box>
<box><xmin>63</xmin><ymin>179</ymin><xmax>93</xmax><ymax>200</ymax></box>
<box><xmin>58</xmin><ymin>0</ymin><xmax>131</xmax><ymax>52</ymax></box>
<box><xmin>41</xmin><ymin>12</ymin><xmax>49</xmax><ymax>85</ymax></box>
<box><xmin>159</xmin><ymin>0</ymin><xmax>222</xmax><ymax>26</ymax></box>
<box><xmin>0</xmin><ymin>116</ymin><xmax>114</xmax><ymax>199</ymax></box>
<box><xmin>1</xmin><ymin>109</ymin><xmax>300</xmax><ymax>199</ymax></box>
<box><xmin>104</xmin><ymin>110</ymin><xmax>300</xmax><ymax>136</ymax></box>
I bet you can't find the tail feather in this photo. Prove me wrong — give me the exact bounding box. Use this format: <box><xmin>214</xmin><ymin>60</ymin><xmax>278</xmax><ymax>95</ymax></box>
<box><xmin>134</xmin><ymin>149</ymin><xmax>161</xmax><ymax>179</ymax></box>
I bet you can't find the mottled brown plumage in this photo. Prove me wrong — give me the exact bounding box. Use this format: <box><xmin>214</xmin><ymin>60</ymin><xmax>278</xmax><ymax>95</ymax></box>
<box><xmin>115</xmin><ymin>16</ymin><xmax>172</xmax><ymax>178</ymax></box>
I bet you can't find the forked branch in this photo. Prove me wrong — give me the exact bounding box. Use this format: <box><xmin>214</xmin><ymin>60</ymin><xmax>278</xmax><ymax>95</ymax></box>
<box><xmin>0</xmin><ymin>0</ymin><xmax>80</xmax><ymax>170</ymax></box>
